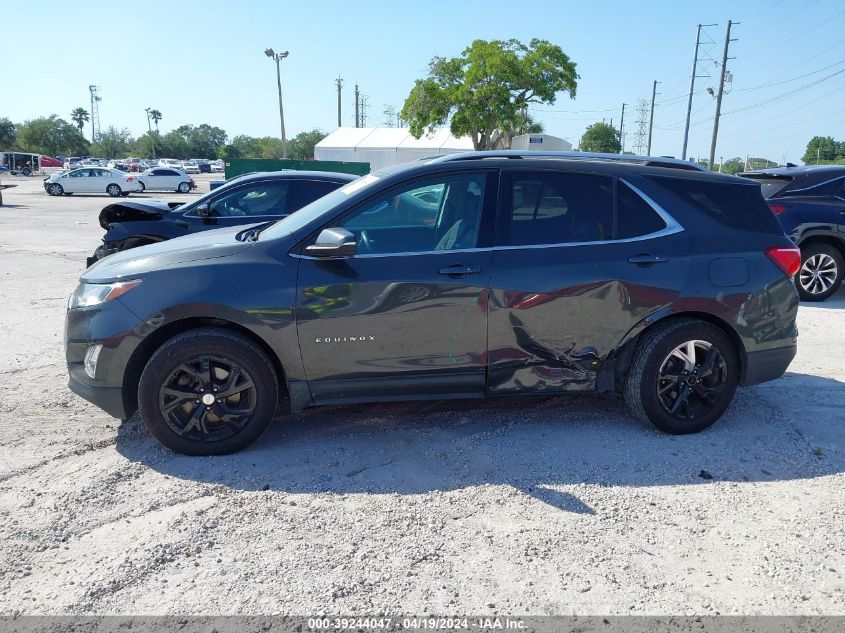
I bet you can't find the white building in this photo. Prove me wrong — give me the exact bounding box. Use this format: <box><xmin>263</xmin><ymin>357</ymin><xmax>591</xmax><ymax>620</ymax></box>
<box><xmin>315</xmin><ymin>127</ymin><xmax>474</xmax><ymax>171</ymax></box>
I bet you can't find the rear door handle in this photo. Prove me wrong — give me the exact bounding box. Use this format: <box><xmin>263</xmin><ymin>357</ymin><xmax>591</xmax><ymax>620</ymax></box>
<box><xmin>439</xmin><ymin>264</ymin><xmax>482</xmax><ymax>277</ymax></box>
<box><xmin>627</xmin><ymin>254</ymin><xmax>668</xmax><ymax>266</ymax></box>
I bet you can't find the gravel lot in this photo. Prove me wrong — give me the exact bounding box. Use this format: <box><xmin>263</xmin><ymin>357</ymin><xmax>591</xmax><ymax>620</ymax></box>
<box><xmin>0</xmin><ymin>174</ymin><xmax>843</xmax><ymax>616</ymax></box>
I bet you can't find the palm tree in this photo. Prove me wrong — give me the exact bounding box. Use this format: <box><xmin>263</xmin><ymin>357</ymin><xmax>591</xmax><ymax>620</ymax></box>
<box><xmin>70</xmin><ymin>108</ymin><xmax>89</xmax><ymax>133</ymax></box>
<box><xmin>149</xmin><ymin>109</ymin><xmax>163</xmax><ymax>132</ymax></box>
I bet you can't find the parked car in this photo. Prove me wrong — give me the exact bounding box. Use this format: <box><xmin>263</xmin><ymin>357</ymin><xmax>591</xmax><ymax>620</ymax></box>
<box><xmin>126</xmin><ymin>158</ymin><xmax>143</xmax><ymax>172</ymax></box>
<box><xmin>210</xmin><ymin>160</ymin><xmax>224</xmax><ymax>173</ymax></box>
<box><xmin>196</xmin><ymin>161</ymin><xmax>212</xmax><ymax>173</ymax></box>
<box><xmin>66</xmin><ymin>151</ymin><xmax>801</xmax><ymax>455</ymax></box>
<box><xmin>40</xmin><ymin>156</ymin><xmax>64</xmax><ymax>168</ymax></box>
<box><xmin>88</xmin><ymin>171</ymin><xmax>356</xmax><ymax>265</ymax></box>
<box><xmin>64</xmin><ymin>157</ymin><xmax>85</xmax><ymax>170</ymax></box>
<box><xmin>107</xmin><ymin>160</ymin><xmax>129</xmax><ymax>172</ymax></box>
<box><xmin>136</xmin><ymin>168</ymin><xmax>196</xmax><ymax>193</ymax></box>
<box><xmin>158</xmin><ymin>159</ymin><xmax>183</xmax><ymax>169</ymax></box>
<box><xmin>741</xmin><ymin>165</ymin><xmax>845</xmax><ymax>301</ymax></box>
<box><xmin>44</xmin><ymin>167</ymin><xmax>142</xmax><ymax>197</ymax></box>
<box><xmin>181</xmin><ymin>160</ymin><xmax>200</xmax><ymax>174</ymax></box>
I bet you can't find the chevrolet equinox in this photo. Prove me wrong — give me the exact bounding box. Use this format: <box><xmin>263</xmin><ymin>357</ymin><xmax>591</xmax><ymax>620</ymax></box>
<box><xmin>65</xmin><ymin>151</ymin><xmax>801</xmax><ymax>455</ymax></box>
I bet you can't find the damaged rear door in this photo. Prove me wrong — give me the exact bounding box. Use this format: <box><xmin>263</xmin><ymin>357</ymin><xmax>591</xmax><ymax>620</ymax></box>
<box><xmin>487</xmin><ymin>168</ymin><xmax>689</xmax><ymax>394</ymax></box>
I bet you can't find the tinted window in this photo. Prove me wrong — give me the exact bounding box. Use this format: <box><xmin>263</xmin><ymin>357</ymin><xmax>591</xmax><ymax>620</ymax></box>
<box><xmin>336</xmin><ymin>173</ymin><xmax>486</xmax><ymax>254</ymax></box>
<box><xmin>504</xmin><ymin>172</ymin><xmax>613</xmax><ymax>246</ymax></box>
<box><xmin>285</xmin><ymin>180</ymin><xmax>344</xmax><ymax>212</ymax></box>
<box><xmin>617</xmin><ymin>183</ymin><xmax>666</xmax><ymax>239</ymax></box>
<box><xmin>159</xmin><ymin>169</ymin><xmax>178</xmax><ymax>176</ymax></box>
<box><xmin>649</xmin><ymin>176</ymin><xmax>783</xmax><ymax>234</ymax></box>
<box><xmin>209</xmin><ymin>182</ymin><xmax>289</xmax><ymax>217</ymax></box>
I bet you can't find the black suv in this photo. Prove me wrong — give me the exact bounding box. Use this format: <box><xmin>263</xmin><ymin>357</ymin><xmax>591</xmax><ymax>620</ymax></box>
<box><xmin>89</xmin><ymin>171</ymin><xmax>357</xmax><ymax>265</ymax></box>
<box><xmin>741</xmin><ymin>166</ymin><xmax>845</xmax><ymax>301</ymax></box>
<box><xmin>66</xmin><ymin>151</ymin><xmax>800</xmax><ymax>455</ymax></box>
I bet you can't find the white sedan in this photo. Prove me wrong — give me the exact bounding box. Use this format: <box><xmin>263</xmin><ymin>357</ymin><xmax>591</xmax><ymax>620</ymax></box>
<box><xmin>43</xmin><ymin>168</ymin><xmax>142</xmax><ymax>197</ymax></box>
<box><xmin>136</xmin><ymin>168</ymin><xmax>196</xmax><ymax>193</ymax></box>
<box><xmin>181</xmin><ymin>160</ymin><xmax>200</xmax><ymax>174</ymax></box>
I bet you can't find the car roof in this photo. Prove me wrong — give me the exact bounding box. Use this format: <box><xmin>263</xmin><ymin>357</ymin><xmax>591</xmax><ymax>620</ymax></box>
<box><xmin>373</xmin><ymin>153</ymin><xmax>749</xmax><ymax>185</ymax></box>
<box><xmin>741</xmin><ymin>165</ymin><xmax>845</xmax><ymax>177</ymax></box>
<box><xmin>226</xmin><ymin>170</ymin><xmax>358</xmax><ymax>183</ymax></box>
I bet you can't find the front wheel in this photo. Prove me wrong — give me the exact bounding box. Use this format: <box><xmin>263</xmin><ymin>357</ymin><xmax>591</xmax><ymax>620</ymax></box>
<box><xmin>797</xmin><ymin>243</ymin><xmax>843</xmax><ymax>302</ymax></box>
<box><xmin>138</xmin><ymin>328</ymin><xmax>279</xmax><ymax>455</ymax></box>
<box><xmin>106</xmin><ymin>184</ymin><xmax>122</xmax><ymax>197</ymax></box>
<box><xmin>624</xmin><ymin>319</ymin><xmax>739</xmax><ymax>434</ymax></box>
<box><xmin>177</xmin><ymin>182</ymin><xmax>190</xmax><ymax>193</ymax></box>
<box><xmin>47</xmin><ymin>183</ymin><xmax>63</xmax><ymax>196</ymax></box>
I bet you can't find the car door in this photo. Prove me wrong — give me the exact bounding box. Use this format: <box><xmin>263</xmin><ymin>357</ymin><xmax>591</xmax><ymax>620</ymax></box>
<box><xmin>294</xmin><ymin>170</ymin><xmax>497</xmax><ymax>403</ymax></box>
<box><xmin>67</xmin><ymin>168</ymin><xmax>94</xmax><ymax>193</ymax></box>
<box><xmin>488</xmin><ymin>168</ymin><xmax>690</xmax><ymax>394</ymax></box>
<box><xmin>836</xmin><ymin>181</ymin><xmax>845</xmax><ymax>234</ymax></box>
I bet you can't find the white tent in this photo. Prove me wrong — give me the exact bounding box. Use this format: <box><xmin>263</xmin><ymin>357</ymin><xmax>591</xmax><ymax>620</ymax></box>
<box><xmin>315</xmin><ymin>127</ymin><xmax>475</xmax><ymax>170</ymax></box>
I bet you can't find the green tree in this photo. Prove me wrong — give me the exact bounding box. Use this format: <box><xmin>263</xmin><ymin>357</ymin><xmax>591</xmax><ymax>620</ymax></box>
<box><xmin>497</xmin><ymin>111</ymin><xmax>544</xmax><ymax>149</ymax></box>
<box><xmin>133</xmin><ymin>132</ymin><xmax>160</xmax><ymax>159</ymax></box>
<box><xmin>0</xmin><ymin>117</ymin><xmax>16</xmax><ymax>149</ymax></box>
<box><xmin>720</xmin><ymin>157</ymin><xmax>744</xmax><ymax>175</ymax></box>
<box><xmin>158</xmin><ymin>124</ymin><xmax>227</xmax><ymax>158</ymax></box>
<box><xmin>148</xmin><ymin>109</ymin><xmax>163</xmax><ymax>132</ymax></box>
<box><xmin>578</xmin><ymin>122</ymin><xmax>621</xmax><ymax>153</ymax></box>
<box><xmin>287</xmin><ymin>129</ymin><xmax>327</xmax><ymax>160</ymax></box>
<box><xmin>803</xmin><ymin>136</ymin><xmax>839</xmax><ymax>164</ymax></box>
<box><xmin>401</xmin><ymin>38</ymin><xmax>578</xmax><ymax>150</ymax></box>
<box><xmin>15</xmin><ymin>115</ymin><xmax>89</xmax><ymax>155</ymax></box>
<box><xmin>70</xmin><ymin>108</ymin><xmax>89</xmax><ymax>133</ymax></box>
<box><xmin>91</xmin><ymin>126</ymin><xmax>134</xmax><ymax>158</ymax></box>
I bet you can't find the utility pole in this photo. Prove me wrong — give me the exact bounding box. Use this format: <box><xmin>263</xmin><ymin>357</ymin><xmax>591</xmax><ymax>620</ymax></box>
<box><xmin>264</xmin><ymin>48</ymin><xmax>289</xmax><ymax>158</ymax></box>
<box><xmin>632</xmin><ymin>100</ymin><xmax>650</xmax><ymax>155</ymax></box>
<box><xmin>817</xmin><ymin>148</ymin><xmax>821</xmax><ymax>165</ymax></box>
<box><xmin>647</xmin><ymin>80</ymin><xmax>659</xmax><ymax>155</ymax></box>
<box><xmin>354</xmin><ymin>84</ymin><xmax>360</xmax><ymax>128</ymax></box>
<box><xmin>682</xmin><ymin>24</ymin><xmax>716</xmax><ymax>160</ymax></box>
<box><xmin>708</xmin><ymin>20</ymin><xmax>738</xmax><ymax>171</ymax></box>
<box><xmin>360</xmin><ymin>95</ymin><xmax>369</xmax><ymax>127</ymax></box>
<box><xmin>335</xmin><ymin>76</ymin><xmax>343</xmax><ymax>128</ymax></box>
<box><xmin>88</xmin><ymin>85</ymin><xmax>101</xmax><ymax>143</ymax></box>
<box><xmin>619</xmin><ymin>103</ymin><xmax>626</xmax><ymax>153</ymax></box>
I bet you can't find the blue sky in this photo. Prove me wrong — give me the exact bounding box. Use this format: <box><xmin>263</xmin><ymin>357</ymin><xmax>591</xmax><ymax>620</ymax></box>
<box><xmin>3</xmin><ymin>0</ymin><xmax>844</xmax><ymax>163</ymax></box>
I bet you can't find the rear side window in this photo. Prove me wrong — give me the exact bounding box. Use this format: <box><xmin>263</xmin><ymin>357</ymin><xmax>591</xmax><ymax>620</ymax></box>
<box><xmin>648</xmin><ymin>176</ymin><xmax>783</xmax><ymax>234</ymax></box>
<box><xmin>503</xmin><ymin>172</ymin><xmax>613</xmax><ymax>246</ymax></box>
<box><xmin>617</xmin><ymin>183</ymin><xmax>666</xmax><ymax>239</ymax></box>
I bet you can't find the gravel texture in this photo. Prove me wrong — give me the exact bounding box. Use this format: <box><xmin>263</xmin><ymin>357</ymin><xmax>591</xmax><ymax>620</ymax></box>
<box><xmin>0</xmin><ymin>175</ymin><xmax>843</xmax><ymax>615</ymax></box>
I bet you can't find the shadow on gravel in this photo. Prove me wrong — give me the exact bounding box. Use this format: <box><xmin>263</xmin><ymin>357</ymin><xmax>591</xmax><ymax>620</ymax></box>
<box><xmin>116</xmin><ymin>371</ymin><xmax>844</xmax><ymax>511</ymax></box>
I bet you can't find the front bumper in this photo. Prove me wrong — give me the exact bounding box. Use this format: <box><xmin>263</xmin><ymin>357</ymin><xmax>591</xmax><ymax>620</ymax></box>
<box><xmin>68</xmin><ymin>367</ymin><xmax>128</xmax><ymax>419</ymax></box>
<box><xmin>743</xmin><ymin>344</ymin><xmax>797</xmax><ymax>386</ymax></box>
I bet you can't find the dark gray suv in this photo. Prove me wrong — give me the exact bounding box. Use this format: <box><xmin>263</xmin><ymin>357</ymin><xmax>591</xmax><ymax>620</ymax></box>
<box><xmin>65</xmin><ymin>151</ymin><xmax>801</xmax><ymax>455</ymax></box>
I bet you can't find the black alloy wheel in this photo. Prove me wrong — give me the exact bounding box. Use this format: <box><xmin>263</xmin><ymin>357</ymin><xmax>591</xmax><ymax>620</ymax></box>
<box><xmin>139</xmin><ymin>328</ymin><xmax>278</xmax><ymax>455</ymax></box>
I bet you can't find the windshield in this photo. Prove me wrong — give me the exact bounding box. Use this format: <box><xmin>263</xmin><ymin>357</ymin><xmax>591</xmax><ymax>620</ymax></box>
<box><xmin>262</xmin><ymin>173</ymin><xmax>382</xmax><ymax>239</ymax></box>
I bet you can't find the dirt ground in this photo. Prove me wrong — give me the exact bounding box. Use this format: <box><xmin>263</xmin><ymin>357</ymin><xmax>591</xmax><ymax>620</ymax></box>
<box><xmin>0</xmin><ymin>174</ymin><xmax>842</xmax><ymax>616</ymax></box>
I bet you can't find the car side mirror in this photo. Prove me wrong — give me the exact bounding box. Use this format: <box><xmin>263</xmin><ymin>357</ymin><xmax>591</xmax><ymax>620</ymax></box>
<box><xmin>196</xmin><ymin>204</ymin><xmax>210</xmax><ymax>217</ymax></box>
<box><xmin>305</xmin><ymin>227</ymin><xmax>357</xmax><ymax>258</ymax></box>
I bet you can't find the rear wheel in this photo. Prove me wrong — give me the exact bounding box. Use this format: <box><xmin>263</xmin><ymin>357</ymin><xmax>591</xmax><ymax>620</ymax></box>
<box><xmin>137</xmin><ymin>181</ymin><xmax>146</xmax><ymax>192</ymax></box>
<box><xmin>47</xmin><ymin>183</ymin><xmax>63</xmax><ymax>196</ymax></box>
<box><xmin>106</xmin><ymin>184</ymin><xmax>122</xmax><ymax>197</ymax></box>
<box><xmin>138</xmin><ymin>328</ymin><xmax>279</xmax><ymax>455</ymax></box>
<box><xmin>177</xmin><ymin>182</ymin><xmax>190</xmax><ymax>193</ymax></box>
<box><xmin>624</xmin><ymin>319</ymin><xmax>739</xmax><ymax>434</ymax></box>
<box><xmin>797</xmin><ymin>243</ymin><xmax>843</xmax><ymax>302</ymax></box>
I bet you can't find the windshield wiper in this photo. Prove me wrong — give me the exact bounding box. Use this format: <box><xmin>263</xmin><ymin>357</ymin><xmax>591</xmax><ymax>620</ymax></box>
<box><xmin>238</xmin><ymin>221</ymin><xmax>276</xmax><ymax>242</ymax></box>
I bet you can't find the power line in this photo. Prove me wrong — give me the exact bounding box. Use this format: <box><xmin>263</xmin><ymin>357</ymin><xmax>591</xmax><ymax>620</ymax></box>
<box><xmin>734</xmin><ymin>57</ymin><xmax>845</xmax><ymax>92</ymax></box>
<box><xmin>722</xmin><ymin>67</ymin><xmax>845</xmax><ymax>115</ymax></box>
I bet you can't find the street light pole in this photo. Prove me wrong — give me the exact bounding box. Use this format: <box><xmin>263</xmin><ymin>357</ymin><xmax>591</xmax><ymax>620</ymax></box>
<box><xmin>265</xmin><ymin>48</ymin><xmax>289</xmax><ymax>159</ymax></box>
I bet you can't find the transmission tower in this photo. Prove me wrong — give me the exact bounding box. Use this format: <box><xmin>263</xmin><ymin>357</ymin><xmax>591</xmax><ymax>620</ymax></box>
<box><xmin>631</xmin><ymin>100</ymin><xmax>649</xmax><ymax>155</ymax></box>
<box><xmin>88</xmin><ymin>85</ymin><xmax>102</xmax><ymax>143</ymax></box>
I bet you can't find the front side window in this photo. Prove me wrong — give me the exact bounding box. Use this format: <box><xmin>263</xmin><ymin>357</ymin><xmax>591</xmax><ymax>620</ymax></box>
<box><xmin>69</xmin><ymin>169</ymin><xmax>88</xmax><ymax>178</ymax></box>
<box><xmin>335</xmin><ymin>173</ymin><xmax>486</xmax><ymax>255</ymax></box>
<box><xmin>503</xmin><ymin>172</ymin><xmax>613</xmax><ymax>246</ymax></box>
<box><xmin>208</xmin><ymin>182</ymin><xmax>290</xmax><ymax>217</ymax></box>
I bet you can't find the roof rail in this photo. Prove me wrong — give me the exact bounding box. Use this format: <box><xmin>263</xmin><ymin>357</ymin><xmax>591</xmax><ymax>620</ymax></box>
<box><xmin>433</xmin><ymin>150</ymin><xmax>706</xmax><ymax>171</ymax></box>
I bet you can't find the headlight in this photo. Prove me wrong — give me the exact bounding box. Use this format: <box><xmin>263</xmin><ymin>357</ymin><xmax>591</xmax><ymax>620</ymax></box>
<box><xmin>68</xmin><ymin>280</ymin><xmax>142</xmax><ymax>309</ymax></box>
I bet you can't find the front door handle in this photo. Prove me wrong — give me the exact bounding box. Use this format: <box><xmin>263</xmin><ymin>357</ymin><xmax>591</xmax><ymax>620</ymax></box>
<box><xmin>627</xmin><ymin>254</ymin><xmax>668</xmax><ymax>266</ymax></box>
<box><xmin>439</xmin><ymin>264</ymin><xmax>482</xmax><ymax>277</ymax></box>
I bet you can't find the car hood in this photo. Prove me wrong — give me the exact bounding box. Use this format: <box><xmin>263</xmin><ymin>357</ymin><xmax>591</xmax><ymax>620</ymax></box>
<box><xmin>98</xmin><ymin>200</ymin><xmax>183</xmax><ymax>228</ymax></box>
<box><xmin>82</xmin><ymin>225</ymin><xmax>256</xmax><ymax>282</ymax></box>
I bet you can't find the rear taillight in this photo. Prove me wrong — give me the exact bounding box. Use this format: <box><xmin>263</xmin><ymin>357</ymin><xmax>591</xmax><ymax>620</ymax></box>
<box><xmin>765</xmin><ymin>246</ymin><xmax>801</xmax><ymax>277</ymax></box>
<box><xmin>768</xmin><ymin>203</ymin><xmax>788</xmax><ymax>215</ymax></box>
<box><xmin>126</xmin><ymin>176</ymin><xmax>134</xmax><ymax>181</ymax></box>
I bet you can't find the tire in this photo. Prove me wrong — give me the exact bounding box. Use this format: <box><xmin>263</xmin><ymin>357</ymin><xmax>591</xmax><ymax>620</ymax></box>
<box><xmin>177</xmin><ymin>182</ymin><xmax>190</xmax><ymax>193</ymax></box>
<box><xmin>797</xmin><ymin>243</ymin><xmax>843</xmax><ymax>302</ymax></box>
<box><xmin>138</xmin><ymin>328</ymin><xmax>279</xmax><ymax>455</ymax></box>
<box><xmin>21</xmin><ymin>167</ymin><xmax>32</xmax><ymax>177</ymax></box>
<box><xmin>64</xmin><ymin>192</ymin><xmax>74</xmax><ymax>196</ymax></box>
<box><xmin>624</xmin><ymin>318</ymin><xmax>740</xmax><ymax>435</ymax></box>
<box><xmin>137</xmin><ymin>181</ymin><xmax>146</xmax><ymax>192</ymax></box>
<box><xmin>106</xmin><ymin>184</ymin><xmax>122</xmax><ymax>197</ymax></box>
<box><xmin>47</xmin><ymin>183</ymin><xmax>63</xmax><ymax>196</ymax></box>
